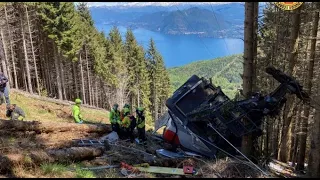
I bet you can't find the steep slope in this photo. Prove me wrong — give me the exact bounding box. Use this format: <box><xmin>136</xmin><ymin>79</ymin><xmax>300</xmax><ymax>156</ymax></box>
<box><xmin>168</xmin><ymin>54</ymin><xmax>243</xmax><ymax>98</ymax></box>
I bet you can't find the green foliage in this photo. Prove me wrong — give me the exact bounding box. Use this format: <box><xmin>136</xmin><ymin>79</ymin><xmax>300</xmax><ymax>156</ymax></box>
<box><xmin>37</xmin><ymin>2</ymin><xmax>81</xmax><ymax>60</ymax></box>
<box><xmin>75</xmin><ymin>169</ymin><xmax>96</xmax><ymax>178</ymax></box>
<box><xmin>33</xmin><ymin>2</ymin><xmax>170</xmax><ymax>126</ymax></box>
<box><xmin>146</xmin><ymin>38</ymin><xmax>171</xmax><ymax>122</ymax></box>
<box><xmin>76</xmin><ymin>2</ymin><xmax>94</xmax><ymax>26</ymax></box>
<box><xmin>41</xmin><ymin>163</ymin><xmax>67</xmax><ymax>175</ymax></box>
<box><xmin>168</xmin><ymin>54</ymin><xmax>243</xmax><ymax>98</ymax></box>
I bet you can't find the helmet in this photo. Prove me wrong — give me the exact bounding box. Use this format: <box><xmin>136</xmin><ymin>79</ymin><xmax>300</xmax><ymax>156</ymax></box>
<box><xmin>75</xmin><ymin>98</ymin><xmax>82</xmax><ymax>104</ymax></box>
<box><xmin>136</xmin><ymin>107</ymin><xmax>144</xmax><ymax>112</ymax></box>
<box><xmin>124</xmin><ymin>104</ymin><xmax>130</xmax><ymax>108</ymax></box>
<box><xmin>113</xmin><ymin>103</ymin><xmax>119</xmax><ymax>109</ymax></box>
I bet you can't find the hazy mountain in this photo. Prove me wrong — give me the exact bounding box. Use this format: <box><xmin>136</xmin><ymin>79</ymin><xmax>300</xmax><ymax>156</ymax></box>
<box><xmin>134</xmin><ymin>7</ymin><xmax>229</xmax><ymax>37</ymax></box>
<box><xmin>89</xmin><ymin>2</ymin><xmax>265</xmax><ymax>38</ymax></box>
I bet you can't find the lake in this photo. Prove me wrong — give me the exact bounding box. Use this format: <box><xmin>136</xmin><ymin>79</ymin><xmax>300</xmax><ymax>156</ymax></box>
<box><xmin>95</xmin><ymin>24</ymin><xmax>244</xmax><ymax>68</ymax></box>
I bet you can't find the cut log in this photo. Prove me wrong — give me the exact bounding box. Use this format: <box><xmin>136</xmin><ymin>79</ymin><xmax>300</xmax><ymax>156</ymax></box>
<box><xmin>0</xmin><ymin>119</ymin><xmax>111</xmax><ymax>134</ymax></box>
<box><xmin>0</xmin><ymin>147</ymin><xmax>104</xmax><ymax>173</ymax></box>
<box><xmin>30</xmin><ymin>146</ymin><xmax>104</xmax><ymax>164</ymax></box>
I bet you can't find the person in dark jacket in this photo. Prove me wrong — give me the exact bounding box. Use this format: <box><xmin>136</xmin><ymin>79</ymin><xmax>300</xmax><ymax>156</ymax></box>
<box><xmin>6</xmin><ymin>104</ymin><xmax>25</xmax><ymax>121</ymax></box>
<box><xmin>136</xmin><ymin>107</ymin><xmax>147</xmax><ymax>146</ymax></box>
<box><xmin>0</xmin><ymin>72</ymin><xmax>10</xmax><ymax>105</ymax></box>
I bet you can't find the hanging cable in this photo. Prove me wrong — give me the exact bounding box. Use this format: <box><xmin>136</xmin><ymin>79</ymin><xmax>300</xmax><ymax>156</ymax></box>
<box><xmin>173</xmin><ymin>5</ymin><xmax>216</xmax><ymax>61</ymax></box>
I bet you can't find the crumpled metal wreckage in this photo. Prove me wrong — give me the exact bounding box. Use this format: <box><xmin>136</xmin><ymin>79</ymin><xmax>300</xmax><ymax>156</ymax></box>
<box><xmin>74</xmin><ymin>66</ymin><xmax>310</xmax><ymax>162</ymax></box>
<box><xmin>155</xmin><ymin>66</ymin><xmax>310</xmax><ymax>159</ymax></box>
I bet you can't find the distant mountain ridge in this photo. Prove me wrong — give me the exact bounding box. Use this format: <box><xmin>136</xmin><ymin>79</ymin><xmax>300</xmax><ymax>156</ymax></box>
<box><xmin>89</xmin><ymin>3</ymin><xmax>265</xmax><ymax>38</ymax></box>
<box><xmin>134</xmin><ymin>7</ymin><xmax>229</xmax><ymax>37</ymax></box>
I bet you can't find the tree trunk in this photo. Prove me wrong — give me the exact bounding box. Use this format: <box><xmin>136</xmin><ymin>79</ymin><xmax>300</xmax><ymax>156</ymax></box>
<box><xmin>4</xmin><ymin>5</ymin><xmax>16</xmax><ymax>88</ymax></box>
<box><xmin>95</xmin><ymin>77</ymin><xmax>98</xmax><ymax>107</ymax></box>
<box><xmin>25</xmin><ymin>5</ymin><xmax>40</xmax><ymax>95</ymax></box>
<box><xmin>59</xmin><ymin>53</ymin><xmax>66</xmax><ymax>100</ymax></box>
<box><xmin>0</xmin><ymin>147</ymin><xmax>104</xmax><ymax>173</ymax></box>
<box><xmin>43</xmin><ymin>35</ymin><xmax>52</xmax><ymax>96</ymax></box>
<box><xmin>53</xmin><ymin>43</ymin><xmax>62</xmax><ymax>100</ymax></box>
<box><xmin>137</xmin><ymin>87</ymin><xmax>140</xmax><ymax>108</ymax></box>
<box><xmin>20</xmin><ymin>15</ymin><xmax>33</xmax><ymax>94</ymax></box>
<box><xmin>72</xmin><ymin>62</ymin><xmax>79</xmax><ymax>99</ymax></box>
<box><xmin>307</xmin><ymin>102</ymin><xmax>320</xmax><ymax>177</ymax></box>
<box><xmin>278</xmin><ymin>7</ymin><xmax>301</xmax><ymax>163</ymax></box>
<box><xmin>79</xmin><ymin>53</ymin><xmax>86</xmax><ymax>104</ymax></box>
<box><xmin>85</xmin><ymin>45</ymin><xmax>92</xmax><ymax>105</ymax></box>
<box><xmin>0</xmin><ymin>28</ymin><xmax>10</xmax><ymax>89</ymax></box>
<box><xmin>241</xmin><ymin>2</ymin><xmax>258</xmax><ymax>157</ymax></box>
<box><xmin>0</xmin><ymin>119</ymin><xmax>111</xmax><ymax>134</ymax></box>
<box><xmin>296</xmin><ymin>4</ymin><xmax>319</xmax><ymax>171</ymax></box>
<box><xmin>153</xmin><ymin>81</ymin><xmax>158</xmax><ymax>122</ymax></box>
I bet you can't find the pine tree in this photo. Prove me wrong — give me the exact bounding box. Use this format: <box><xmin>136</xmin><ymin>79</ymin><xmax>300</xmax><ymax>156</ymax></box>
<box><xmin>146</xmin><ymin>38</ymin><xmax>170</xmax><ymax>122</ymax></box>
<box><xmin>136</xmin><ymin>45</ymin><xmax>152</xmax><ymax>123</ymax></box>
<box><xmin>124</xmin><ymin>28</ymin><xmax>139</xmax><ymax>108</ymax></box>
<box><xmin>108</xmin><ymin>26</ymin><xmax>128</xmax><ymax>108</ymax></box>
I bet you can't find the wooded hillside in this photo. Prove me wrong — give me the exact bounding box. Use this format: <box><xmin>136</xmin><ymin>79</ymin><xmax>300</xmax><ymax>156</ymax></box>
<box><xmin>0</xmin><ymin>2</ymin><xmax>171</xmax><ymax>124</ymax></box>
<box><xmin>168</xmin><ymin>54</ymin><xmax>243</xmax><ymax>98</ymax></box>
<box><xmin>243</xmin><ymin>2</ymin><xmax>320</xmax><ymax>177</ymax></box>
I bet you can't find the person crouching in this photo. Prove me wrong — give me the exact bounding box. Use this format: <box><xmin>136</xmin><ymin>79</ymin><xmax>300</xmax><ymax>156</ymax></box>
<box><xmin>6</xmin><ymin>104</ymin><xmax>25</xmax><ymax>121</ymax></box>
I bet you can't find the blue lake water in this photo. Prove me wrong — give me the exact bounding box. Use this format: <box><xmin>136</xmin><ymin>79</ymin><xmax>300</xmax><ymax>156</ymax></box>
<box><xmin>95</xmin><ymin>24</ymin><xmax>244</xmax><ymax>68</ymax></box>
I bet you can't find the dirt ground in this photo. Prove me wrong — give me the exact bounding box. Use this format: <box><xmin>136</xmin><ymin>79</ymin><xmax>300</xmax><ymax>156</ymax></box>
<box><xmin>0</xmin><ymin>124</ymin><xmax>270</xmax><ymax>178</ymax></box>
<box><xmin>0</xmin><ymin>92</ymin><xmax>270</xmax><ymax>178</ymax></box>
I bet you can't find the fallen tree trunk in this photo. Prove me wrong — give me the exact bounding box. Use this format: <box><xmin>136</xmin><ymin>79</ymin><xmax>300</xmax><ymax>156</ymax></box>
<box><xmin>31</xmin><ymin>146</ymin><xmax>104</xmax><ymax>164</ymax></box>
<box><xmin>0</xmin><ymin>119</ymin><xmax>111</xmax><ymax>134</ymax></box>
<box><xmin>0</xmin><ymin>147</ymin><xmax>104</xmax><ymax>173</ymax></box>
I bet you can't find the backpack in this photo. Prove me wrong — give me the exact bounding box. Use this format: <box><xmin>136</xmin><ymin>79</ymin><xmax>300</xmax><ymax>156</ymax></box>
<box><xmin>129</xmin><ymin>115</ymin><xmax>136</xmax><ymax>130</ymax></box>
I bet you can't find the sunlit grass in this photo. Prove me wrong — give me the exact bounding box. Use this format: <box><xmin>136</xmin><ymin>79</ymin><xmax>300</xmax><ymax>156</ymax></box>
<box><xmin>75</xmin><ymin>169</ymin><xmax>96</xmax><ymax>178</ymax></box>
<box><xmin>40</xmin><ymin>163</ymin><xmax>68</xmax><ymax>176</ymax></box>
<box><xmin>0</xmin><ymin>92</ymin><xmax>110</xmax><ymax>124</ymax></box>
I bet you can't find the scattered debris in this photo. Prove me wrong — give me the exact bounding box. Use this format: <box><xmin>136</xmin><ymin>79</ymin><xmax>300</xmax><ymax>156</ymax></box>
<box><xmin>267</xmin><ymin>159</ymin><xmax>305</xmax><ymax>178</ymax></box>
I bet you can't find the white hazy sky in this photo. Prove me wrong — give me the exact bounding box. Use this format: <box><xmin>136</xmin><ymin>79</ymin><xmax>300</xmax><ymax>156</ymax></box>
<box><xmin>83</xmin><ymin>2</ymin><xmax>244</xmax><ymax>7</ymax></box>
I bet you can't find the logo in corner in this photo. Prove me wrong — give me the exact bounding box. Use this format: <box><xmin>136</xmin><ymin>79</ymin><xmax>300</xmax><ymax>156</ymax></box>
<box><xmin>274</xmin><ymin>2</ymin><xmax>303</xmax><ymax>11</ymax></box>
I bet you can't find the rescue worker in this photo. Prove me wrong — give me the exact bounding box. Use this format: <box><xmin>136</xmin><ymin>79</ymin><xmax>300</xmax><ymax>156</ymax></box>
<box><xmin>6</xmin><ymin>104</ymin><xmax>25</xmax><ymax>121</ymax></box>
<box><xmin>0</xmin><ymin>72</ymin><xmax>10</xmax><ymax>105</ymax></box>
<box><xmin>109</xmin><ymin>103</ymin><xmax>121</xmax><ymax>133</ymax></box>
<box><xmin>72</xmin><ymin>98</ymin><xmax>83</xmax><ymax>124</ymax></box>
<box><xmin>121</xmin><ymin>107</ymin><xmax>135</xmax><ymax>143</ymax></box>
<box><xmin>120</xmin><ymin>103</ymin><xmax>130</xmax><ymax>120</ymax></box>
<box><xmin>136</xmin><ymin>107</ymin><xmax>146</xmax><ymax>145</ymax></box>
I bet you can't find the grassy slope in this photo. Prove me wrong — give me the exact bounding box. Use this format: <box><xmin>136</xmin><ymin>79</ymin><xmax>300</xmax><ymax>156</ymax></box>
<box><xmin>0</xmin><ymin>91</ymin><xmax>110</xmax><ymax>124</ymax></box>
<box><xmin>168</xmin><ymin>54</ymin><xmax>243</xmax><ymax>98</ymax></box>
<box><xmin>0</xmin><ymin>90</ymin><xmax>154</xmax><ymax>129</ymax></box>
